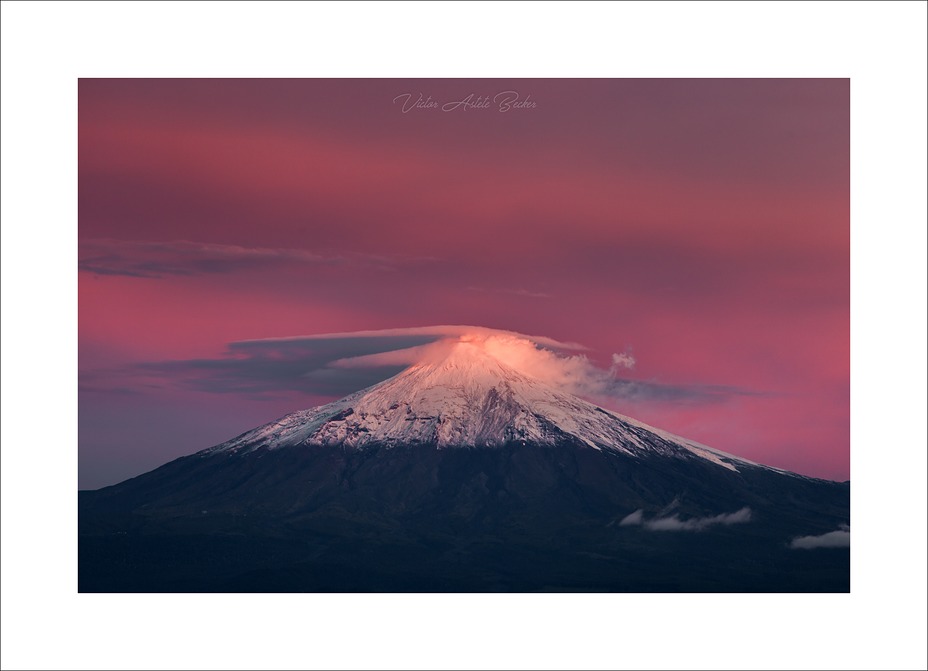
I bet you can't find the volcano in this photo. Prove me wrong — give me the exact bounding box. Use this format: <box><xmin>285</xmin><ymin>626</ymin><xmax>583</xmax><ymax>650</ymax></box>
<box><xmin>79</xmin><ymin>334</ymin><xmax>850</xmax><ymax>592</ymax></box>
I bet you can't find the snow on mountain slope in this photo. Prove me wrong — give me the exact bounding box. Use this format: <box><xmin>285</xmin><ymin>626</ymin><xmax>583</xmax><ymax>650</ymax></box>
<box><xmin>205</xmin><ymin>336</ymin><xmax>776</xmax><ymax>474</ymax></box>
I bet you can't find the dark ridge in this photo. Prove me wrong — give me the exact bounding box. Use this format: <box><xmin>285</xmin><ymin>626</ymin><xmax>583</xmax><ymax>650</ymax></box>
<box><xmin>80</xmin><ymin>441</ymin><xmax>849</xmax><ymax>593</ymax></box>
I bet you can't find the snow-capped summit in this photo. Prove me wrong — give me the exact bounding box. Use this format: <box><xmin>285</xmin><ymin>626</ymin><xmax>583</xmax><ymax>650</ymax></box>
<box><xmin>209</xmin><ymin>334</ymin><xmax>765</xmax><ymax>474</ymax></box>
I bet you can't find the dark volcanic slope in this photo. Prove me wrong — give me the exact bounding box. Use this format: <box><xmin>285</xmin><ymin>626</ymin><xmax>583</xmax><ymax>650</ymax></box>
<box><xmin>80</xmin><ymin>441</ymin><xmax>849</xmax><ymax>592</ymax></box>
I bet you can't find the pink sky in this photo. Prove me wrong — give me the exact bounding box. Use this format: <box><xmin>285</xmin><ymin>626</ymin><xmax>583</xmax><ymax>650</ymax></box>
<box><xmin>78</xmin><ymin>79</ymin><xmax>848</xmax><ymax>488</ymax></box>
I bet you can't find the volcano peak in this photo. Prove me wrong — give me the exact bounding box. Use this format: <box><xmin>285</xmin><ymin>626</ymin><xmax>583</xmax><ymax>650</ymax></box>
<box><xmin>206</xmin><ymin>333</ymin><xmax>760</xmax><ymax>476</ymax></box>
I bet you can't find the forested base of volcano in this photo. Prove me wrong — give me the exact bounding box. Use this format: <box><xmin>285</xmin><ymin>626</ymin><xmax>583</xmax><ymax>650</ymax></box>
<box><xmin>78</xmin><ymin>529</ymin><xmax>849</xmax><ymax>593</ymax></box>
<box><xmin>79</xmin><ymin>443</ymin><xmax>849</xmax><ymax>592</ymax></box>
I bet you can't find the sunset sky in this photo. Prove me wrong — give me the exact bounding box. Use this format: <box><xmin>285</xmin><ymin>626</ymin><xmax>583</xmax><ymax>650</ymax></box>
<box><xmin>78</xmin><ymin>78</ymin><xmax>849</xmax><ymax>488</ymax></box>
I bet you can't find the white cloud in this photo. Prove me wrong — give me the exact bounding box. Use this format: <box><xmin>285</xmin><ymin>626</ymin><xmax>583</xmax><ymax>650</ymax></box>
<box><xmin>617</xmin><ymin>507</ymin><xmax>753</xmax><ymax>532</ymax></box>
<box><xmin>611</xmin><ymin>351</ymin><xmax>636</xmax><ymax>370</ymax></box>
<box><xmin>643</xmin><ymin>507</ymin><xmax>752</xmax><ymax>532</ymax></box>
<box><xmin>789</xmin><ymin>526</ymin><xmax>850</xmax><ymax>550</ymax></box>
<box><xmin>619</xmin><ymin>509</ymin><xmax>644</xmax><ymax>526</ymax></box>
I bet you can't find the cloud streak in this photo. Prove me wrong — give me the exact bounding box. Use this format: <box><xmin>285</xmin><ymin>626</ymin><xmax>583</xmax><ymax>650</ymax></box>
<box><xmin>789</xmin><ymin>524</ymin><xmax>850</xmax><ymax>549</ymax></box>
<box><xmin>465</xmin><ymin>286</ymin><xmax>552</xmax><ymax>299</ymax></box>
<box><xmin>618</xmin><ymin>509</ymin><xmax>644</xmax><ymax>526</ymax></box>
<box><xmin>620</xmin><ymin>507</ymin><xmax>753</xmax><ymax>532</ymax></box>
<box><xmin>78</xmin><ymin>238</ymin><xmax>410</xmax><ymax>278</ymax></box>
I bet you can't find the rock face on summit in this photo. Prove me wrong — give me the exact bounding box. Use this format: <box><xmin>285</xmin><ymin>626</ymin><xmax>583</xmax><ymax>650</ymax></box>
<box><xmin>79</xmin><ymin>336</ymin><xmax>850</xmax><ymax>592</ymax></box>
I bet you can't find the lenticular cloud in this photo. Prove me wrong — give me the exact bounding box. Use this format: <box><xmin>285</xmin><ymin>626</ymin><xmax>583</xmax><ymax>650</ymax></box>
<box><xmin>135</xmin><ymin>325</ymin><xmax>758</xmax><ymax>404</ymax></box>
<box><xmin>324</xmin><ymin>327</ymin><xmax>629</xmax><ymax>400</ymax></box>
